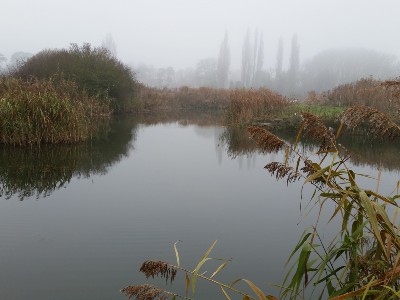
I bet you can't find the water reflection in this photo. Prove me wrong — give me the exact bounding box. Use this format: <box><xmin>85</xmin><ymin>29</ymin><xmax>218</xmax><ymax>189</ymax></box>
<box><xmin>1</xmin><ymin>111</ymin><xmax>398</xmax><ymax>200</ymax></box>
<box><xmin>0</xmin><ymin>117</ymin><xmax>138</xmax><ymax>200</ymax></box>
<box><xmin>220</xmin><ymin>127</ymin><xmax>400</xmax><ymax>171</ymax></box>
<box><xmin>137</xmin><ymin>109</ymin><xmax>225</xmax><ymax>127</ymax></box>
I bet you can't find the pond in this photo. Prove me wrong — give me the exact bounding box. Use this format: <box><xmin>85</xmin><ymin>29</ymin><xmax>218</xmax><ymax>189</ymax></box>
<box><xmin>0</xmin><ymin>112</ymin><xmax>399</xmax><ymax>299</ymax></box>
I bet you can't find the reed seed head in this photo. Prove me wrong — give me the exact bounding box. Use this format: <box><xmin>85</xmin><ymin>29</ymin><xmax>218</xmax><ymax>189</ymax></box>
<box><xmin>301</xmin><ymin>112</ymin><xmax>335</xmax><ymax>144</ymax></box>
<box><xmin>247</xmin><ymin>126</ymin><xmax>285</xmax><ymax>152</ymax></box>
<box><xmin>264</xmin><ymin>162</ymin><xmax>301</xmax><ymax>184</ymax></box>
<box><xmin>121</xmin><ymin>284</ymin><xmax>169</xmax><ymax>300</ymax></box>
<box><xmin>341</xmin><ymin>105</ymin><xmax>400</xmax><ymax>140</ymax></box>
<box><xmin>301</xmin><ymin>160</ymin><xmax>316</xmax><ymax>177</ymax></box>
<box><xmin>140</xmin><ymin>261</ymin><xmax>177</xmax><ymax>283</ymax></box>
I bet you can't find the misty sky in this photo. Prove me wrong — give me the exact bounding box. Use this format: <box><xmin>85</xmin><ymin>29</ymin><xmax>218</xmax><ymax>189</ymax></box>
<box><xmin>2</xmin><ymin>0</ymin><xmax>400</xmax><ymax>69</ymax></box>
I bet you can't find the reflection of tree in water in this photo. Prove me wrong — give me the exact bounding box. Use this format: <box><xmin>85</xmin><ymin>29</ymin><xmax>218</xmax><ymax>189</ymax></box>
<box><xmin>336</xmin><ymin>136</ymin><xmax>400</xmax><ymax>171</ymax></box>
<box><xmin>220</xmin><ymin>127</ymin><xmax>258</xmax><ymax>158</ymax></box>
<box><xmin>0</xmin><ymin>117</ymin><xmax>138</xmax><ymax>200</ymax></box>
<box><xmin>220</xmin><ymin>126</ymin><xmax>400</xmax><ymax>171</ymax></box>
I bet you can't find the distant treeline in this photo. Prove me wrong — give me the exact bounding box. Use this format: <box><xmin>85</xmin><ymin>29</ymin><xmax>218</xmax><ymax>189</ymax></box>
<box><xmin>134</xmin><ymin>31</ymin><xmax>399</xmax><ymax>97</ymax></box>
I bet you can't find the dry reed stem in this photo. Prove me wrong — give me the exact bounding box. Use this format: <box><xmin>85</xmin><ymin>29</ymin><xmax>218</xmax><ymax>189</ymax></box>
<box><xmin>341</xmin><ymin>106</ymin><xmax>400</xmax><ymax>140</ymax></box>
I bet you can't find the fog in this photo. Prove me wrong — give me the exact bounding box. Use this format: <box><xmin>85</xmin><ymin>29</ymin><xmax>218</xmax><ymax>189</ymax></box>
<box><xmin>2</xmin><ymin>0</ymin><xmax>400</xmax><ymax>93</ymax></box>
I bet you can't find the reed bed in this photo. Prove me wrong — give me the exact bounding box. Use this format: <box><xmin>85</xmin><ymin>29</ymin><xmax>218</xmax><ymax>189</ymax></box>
<box><xmin>138</xmin><ymin>86</ymin><xmax>231</xmax><ymax>111</ymax></box>
<box><xmin>321</xmin><ymin>78</ymin><xmax>400</xmax><ymax>121</ymax></box>
<box><xmin>226</xmin><ymin>88</ymin><xmax>289</xmax><ymax>125</ymax></box>
<box><xmin>0</xmin><ymin>77</ymin><xmax>110</xmax><ymax>146</ymax></box>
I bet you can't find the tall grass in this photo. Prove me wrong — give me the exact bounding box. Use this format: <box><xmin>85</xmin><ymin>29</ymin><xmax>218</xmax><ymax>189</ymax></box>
<box><xmin>138</xmin><ymin>87</ymin><xmax>289</xmax><ymax>124</ymax></box>
<box><xmin>226</xmin><ymin>88</ymin><xmax>289</xmax><ymax>125</ymax></box>
<box><xmin>0</xmin><ymin>76</ymin><xmax>110</xmax><ymax>146</ymax></box>
<box><xmin>138</xmin><ymin>86</ymin><xmax>231</xmax><ymax>111</ymax></box>
<box><xmin>321</xmin><ymin>77</ymin><xmax>400</xmax><ymax>121</ymax></box>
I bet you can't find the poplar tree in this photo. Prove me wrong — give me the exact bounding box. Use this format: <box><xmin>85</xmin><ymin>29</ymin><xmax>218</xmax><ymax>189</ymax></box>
<box><xmin>217</xmin><ymin>32</ymin><xmax>230</xmax><ymax>88</ymax></box>
<box><xmin>275</xmin><ymin>37</ymin><xmax>283</xmax><ymax>79</ymax></box>
<box><xmin>241</xmin><ymin>29</ymin><xmax>252</xmax><ymax>88</ymax></box>
<box><xmin>102</xmin><ymin>33</ymin><xmax>117</xmax><ymax>57</ymax></box>
<box><xmin>288</xmin><ymin>33</ymin><xmax>300</xmax><ymax>90</ymax></box>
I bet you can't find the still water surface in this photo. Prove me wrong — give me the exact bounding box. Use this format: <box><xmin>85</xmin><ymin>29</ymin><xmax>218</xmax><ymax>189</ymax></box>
<box><xmin>0</xmin><ymin>114</ymin><xmax>399</xmax><ymax>299</ymax></box>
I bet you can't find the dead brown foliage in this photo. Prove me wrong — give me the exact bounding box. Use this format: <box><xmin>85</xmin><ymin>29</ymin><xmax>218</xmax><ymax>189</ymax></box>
<box><xmin>138</xmin><ymin>86</ymin><xmax>231</xmax><ymax>111</ymax></box>
<box><xmin>301</xmin><ymin>112</ymin><xmax>335</xmax><ymax>145</ymax></box>
<box><xmin>341</xmin><ymin>105</ymin><xmax>400</xmax><ymax>140</ymax></box>
<box><xmin>121</xmin><ymin>284</ymin><xmax>170</xmax><ymax>300</ymax></box>
<box><xmin>322</xmin><ymin>78</ymin><xmax>400</xmax><ymax>120</ymax></box>
<box><xmin>247</xmin><ymin>126</ymin><xmax>286</xmax><ymax>152</ymax></box>
<box><xmin>227</xmin><ymin>88</ymin><xmax>289</xmax><ymax>124</ymax></box>
<box><xmin>139</xmin><ymin>261</ymin><xmax>177</xmax><ymax>283</ymax></box>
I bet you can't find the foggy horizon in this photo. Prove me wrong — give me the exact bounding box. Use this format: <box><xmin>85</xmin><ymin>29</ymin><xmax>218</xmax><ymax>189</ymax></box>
<box><xmin>2</xmin><ymin>0</ymin><xmax>400</xmax><ymax>71</ymax></box>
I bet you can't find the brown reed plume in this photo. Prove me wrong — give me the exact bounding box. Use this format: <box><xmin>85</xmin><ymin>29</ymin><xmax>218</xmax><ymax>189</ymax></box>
<box><xmin>341</xmin><ymin>105</ymin><xmax>400</xmax><ymax>140</ymax></box>
<box><xmin>264</xmin><ymin>162</ymin><xmax>301</xmax><ymax>184</ymax></box>
<box><xmin>301</xmin><ymin>112</ymin><xmax>335</xmax><ymax>144</ymax></box>
<box><xmin>300</xmin><ymin>160</ymin><xmax>316</xmax><ymax>177</ymax></box>
<box><xmin>121</xmin><ymin>284</ymin><xmax>170</xmax><ymax>300</ymax></box>
<box><xmin>140</xmin><ymin>261</ymin><xmax>177</xmax><ymax>283</ymax></box>
<box><xmin>247</xmin><ymin>126</ymin><xmax>285</xmax><ymax>152</ymax></box>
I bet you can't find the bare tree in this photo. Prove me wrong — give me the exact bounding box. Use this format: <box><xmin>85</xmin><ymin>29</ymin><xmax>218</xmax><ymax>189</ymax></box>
<box><xmin>9</xmin><ymin>51</ymin><xmax>32</xmax><ymax>68</ymax></box>
<box><xmin>252</xmin><ymin>30</ymin><xmax>264</xmax><ymax>86</ymax></box>
<box><xmin>288</xmin><ymin>33</ymin><xmax>300</xmax><ymax>90</ymax></box>
<box><xmin>241</xmin><ymin>29</ymin><xmax>253</xmax><ymax>88</ymax></box>
<box><xmin>195</xmin><ymin>58</ymin><xmax>217</xmax><ymax>87</ymax></box>
<box><xmin>217</xmin><ymin>31</ymin><xmax>230</xmax><ymax>88</ymax></box>
<box><xmin>102</xmin><ymin>33</ymin><xmax>117</xmax><ymax>57</ymax></box>
<box><xmin>255</xmin><ymin>32</ymin><xmax>264</xmax><ymax>74</ymax></box>
<box><xmin>0</xmin><ymin>53</ymin><xmax>6</xmax><ymax>73</ymax></box>
<box><xmin>275</xmin><ymin>37</ymin><xmax>283</xmax><ymax>79</ymax></box>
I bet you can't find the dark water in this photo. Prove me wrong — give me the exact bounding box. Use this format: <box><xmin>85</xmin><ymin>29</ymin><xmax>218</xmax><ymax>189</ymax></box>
<box><xmin>0</xmin><ymin>114</ymin><xmax>399</xmax><ymax>299</ymax></box>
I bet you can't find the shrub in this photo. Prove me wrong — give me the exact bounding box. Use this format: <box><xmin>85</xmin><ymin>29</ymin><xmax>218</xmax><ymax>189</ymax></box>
<box><xmin>0</xmin><ymin>76</ymin><xmax>110</xmax><ymax>146</ymax></box>
<box><xmin>14</xmin><ymin>43</ymin><xmax>139</xmax><ymax>113</ymax></box>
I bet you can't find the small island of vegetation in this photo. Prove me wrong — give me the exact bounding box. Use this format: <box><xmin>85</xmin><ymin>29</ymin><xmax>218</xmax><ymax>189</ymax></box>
<box><xmin>0</xmin><ymin>43</ymin><xmax>139</xmax><ymax>146</ymax></box>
